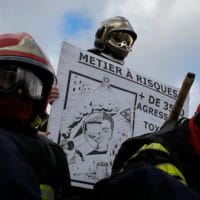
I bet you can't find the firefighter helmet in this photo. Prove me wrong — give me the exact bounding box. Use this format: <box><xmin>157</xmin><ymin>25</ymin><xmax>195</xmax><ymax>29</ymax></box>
<box><xmin>93</xmin><ymin>16</ymin><xmax>137</xmax><ymax>64</ymax></box>
<box><xmin>0</xmin><ymin>32</ymin><xmax>55</xmax><ymax>120</ymax></box>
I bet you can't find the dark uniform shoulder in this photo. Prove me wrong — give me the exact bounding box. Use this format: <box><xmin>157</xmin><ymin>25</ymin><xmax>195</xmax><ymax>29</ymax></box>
<box><xmin>112</xmin><ymin>118</ymin><xmax>189</xmax><ymax>174</ymax></box>
<box><xmin>0</xmin><ymin>128</ymin><xmax>41</xmax><ymax>200</ymax></box>
<box><xmin>112</xmin><ymin>132</ymin><xmax>157</xmax><ymax>174</ymax></box>
<box><xmin>38</xmin><ymin>135</ymin><xmax>72</xmax><ymax>199</ymax></box>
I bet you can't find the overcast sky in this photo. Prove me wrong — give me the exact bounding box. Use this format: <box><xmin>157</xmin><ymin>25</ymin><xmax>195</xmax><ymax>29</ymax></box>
<box><xmin>1</xmin><ymin>0</ymin><xmax>199</xmax><ymax>116</ymax></box>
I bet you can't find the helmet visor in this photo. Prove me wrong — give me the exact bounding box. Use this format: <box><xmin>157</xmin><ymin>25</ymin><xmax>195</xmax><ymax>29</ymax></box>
<box><xmin>0</xmin><ymin>63</ymin><xmax>44</xmax><ymax>100</ymax></box>
<box><xmin>109</xmin><ymin>32</ymin><xmax>134</xmax><ymax>51</ymax></box>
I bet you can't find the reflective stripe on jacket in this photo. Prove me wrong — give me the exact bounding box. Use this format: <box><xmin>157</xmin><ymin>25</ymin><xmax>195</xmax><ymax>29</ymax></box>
<box><xmin>120</xmin><ymin>142</ymin><xmax>187</xmax><ymax>185</ymax></box>
<box><xmin>112</xmin><ymin>119</ymin><xmax>200</xmax><ymax>192</ymax></box>
<box><xmin>40</xmin><ymin>184</ymin><xmax>55</xmax><ymax>200</ymax></box>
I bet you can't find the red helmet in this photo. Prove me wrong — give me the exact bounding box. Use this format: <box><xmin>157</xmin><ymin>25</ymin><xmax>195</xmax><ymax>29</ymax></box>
<box><xmin>0</xmin><ymin>32</ymin><xmax>55</xmax><ymax>122</ymax></box>
<box><xmin>0</xmin><ymin>32</ymin><xmax>55</xmax><ymax>84</ymax></box>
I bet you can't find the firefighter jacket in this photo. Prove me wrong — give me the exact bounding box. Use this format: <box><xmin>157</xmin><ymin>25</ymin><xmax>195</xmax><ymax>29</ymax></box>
<box><xmin>112</xmin><ymin>118</ymin><xmax>200</xmax><ymax>192</ymax></box>
<box><xmin>93</xmin><ymin>118</ymin><xmax>200</xmax><ymax>200</ymax></box>
<box><xmin>0</xmin><ymin>122</ymin><xmax>71</xmax><ymax>200</ymax></box>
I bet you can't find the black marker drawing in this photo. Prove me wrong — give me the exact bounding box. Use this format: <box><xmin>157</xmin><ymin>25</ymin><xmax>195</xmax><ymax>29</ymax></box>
<box><xmin>48</xmin><ymin>42</ymin><xmax>189</xmax><ymax>189</ymax></box>
<box><xmin>59</xmin><ymin>73</ymin><xmax>136</xmax><ymax>186</ymax></box>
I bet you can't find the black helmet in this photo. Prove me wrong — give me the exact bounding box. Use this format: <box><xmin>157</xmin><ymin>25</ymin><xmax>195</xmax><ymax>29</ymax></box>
<box><xmin>93</xmin><ymin>16</ymin><xmax>137</xmax><ymax>64</ymax></box>
<box><xmin>0</xmin><ymin>32</ymin><xmax>55</xmax><ymax>116</ymax></box>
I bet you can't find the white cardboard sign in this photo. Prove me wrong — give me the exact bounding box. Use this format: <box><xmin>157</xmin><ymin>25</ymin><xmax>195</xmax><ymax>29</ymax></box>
<box><xmin>48</xmin><ymin>42</ymin><xmax>189</xmax><ymax>189</ymax></box>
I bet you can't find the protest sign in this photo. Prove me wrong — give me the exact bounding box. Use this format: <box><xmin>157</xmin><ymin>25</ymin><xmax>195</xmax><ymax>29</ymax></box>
<box><xmin>48</xmin><ymin>42</ymin><xmax>189</xmax><ymax>189</ymax></box>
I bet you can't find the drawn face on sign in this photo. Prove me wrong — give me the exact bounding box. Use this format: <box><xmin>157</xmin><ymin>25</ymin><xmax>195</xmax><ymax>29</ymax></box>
<box><xmin>83</xmin><ymin>111</ymin><xmax>114</xmax><ymax>153</ymax></box>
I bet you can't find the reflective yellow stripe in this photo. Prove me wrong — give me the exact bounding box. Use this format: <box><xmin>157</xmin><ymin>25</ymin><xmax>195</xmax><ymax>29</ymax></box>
<box><xmin>139</xmin><ymin>143</ymin><xmax>170</xmax><ymax>154</ymax></box>
<box><xmin>119</xmin><ymin>143</ymin><xmax>170</xmax><ymax>173</ymax></box>
<box><xmin>40</xmin><ymin>184</ymin><xmax>55</xmax><ymax>200</ymax></box>
<box><xmin>39</xmin><ymin>118</ymin><xmax>48</xmax><ymax>128</ymax></box>
<box><xmin>119</xmin><ymin>142</ymin><xmax>187</xmax><ymax>186</ymax></box>
<box><xmin>31</xmin><ymin>115</ymin><xmax>42</xmax><ymax>128</ymax></box>
<box><xmin>132</xmin><ymin>143</ymin><xmax>170</xmax><ymax>159</ymax></box>
<box><xmin>156</xmin><ymin>163</ymin><xmax>187</xmax><ymax>185</ymax></box>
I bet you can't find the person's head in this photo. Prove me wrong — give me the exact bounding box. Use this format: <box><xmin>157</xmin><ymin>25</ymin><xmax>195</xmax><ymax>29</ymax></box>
<box><xmin>91</xmin><ymin>16</ymin><xmax>137</xmax><ymax>65</ymax></box>
<box><xmin>0</xmin><ymin>32</ymin><xmax>55</xmax><ymax>126</ymax></box>
<box><xmin>83</xmin><ymin>111</ymin><xmax>114</xmax><ymax>151</ymax></box>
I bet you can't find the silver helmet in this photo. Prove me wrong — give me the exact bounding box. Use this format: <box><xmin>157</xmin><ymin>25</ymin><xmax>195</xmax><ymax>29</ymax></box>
<box><xmin>94</xmin><ymin>16</ymin><xmax>137</xmax><ymax>64</ymax></box>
